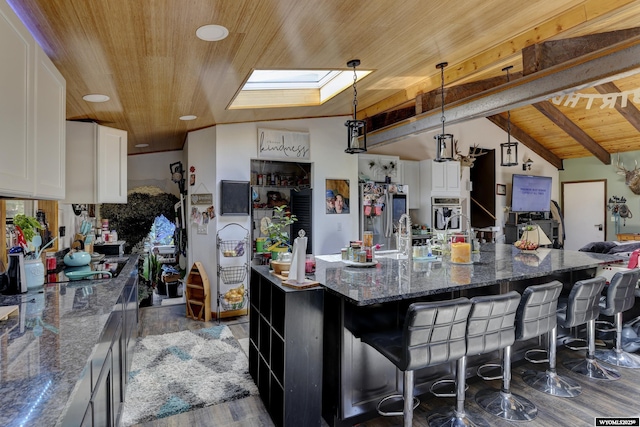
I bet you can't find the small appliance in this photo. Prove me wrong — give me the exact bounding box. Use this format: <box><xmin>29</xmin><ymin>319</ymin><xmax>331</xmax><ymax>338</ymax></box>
<box><xmin>432</xmin><ymin>196</ymin><xmax>463</xmax><ymax>232</ymax></box>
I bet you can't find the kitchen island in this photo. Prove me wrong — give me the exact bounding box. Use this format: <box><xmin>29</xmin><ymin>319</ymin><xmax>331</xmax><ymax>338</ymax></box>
<box><xmin>0</xmin><ymin>255</ymin><xmax>138</xmax><ymax>427</ymax></box>
<box><xmin>251</xmin><ymin>244</ymin><xmax>626</xmax><ymax>427</ymax></box>
<box><xmin>318</xmin><ymin>243</ymin><xmax>626</xmax><ymax>426</ymax></box>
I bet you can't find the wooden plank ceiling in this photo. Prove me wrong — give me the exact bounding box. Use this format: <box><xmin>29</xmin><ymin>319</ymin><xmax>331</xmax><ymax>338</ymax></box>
<box><xmin>7</xmin><ymin>0</ymin><xmax>640</xmax><ymax>165</ymax></box>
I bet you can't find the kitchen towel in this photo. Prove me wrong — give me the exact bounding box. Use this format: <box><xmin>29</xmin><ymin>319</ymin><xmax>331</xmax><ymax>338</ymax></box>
<box><xmin>288</xmin><ymin>230</ymin><xmax>307</xmax><ymax>284</ymax></box>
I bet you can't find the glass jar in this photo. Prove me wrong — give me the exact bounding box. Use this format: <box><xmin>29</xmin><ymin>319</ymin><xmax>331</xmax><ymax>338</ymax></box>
<box><xmin>46</xmin><ymin>253</ymin><xmax>57</xmax><ymax>272</ymax></box>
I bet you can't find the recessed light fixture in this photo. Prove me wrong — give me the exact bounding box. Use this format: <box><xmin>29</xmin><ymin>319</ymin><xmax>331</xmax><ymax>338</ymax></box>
<box><xmin>82</xmin><ymin>94</ymin><xmax>110</xmax><ymax>103</ymax></box>
<box><xmin>179</xmin><ymin>115</ymin><xmax>197</xmax><ymax>121</ymax></box>
<box><xmin>196</xmin><ymin>24</ymin><xmax>229</xmax><ymax>41</ymax></box>
<box><xmin>134</xmin><ymin>143</ymin><xmax>149</xmax><ymax>148</ymax></box>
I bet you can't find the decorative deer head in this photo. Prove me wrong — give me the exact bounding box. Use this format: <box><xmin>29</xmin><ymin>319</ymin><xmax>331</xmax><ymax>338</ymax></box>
<box><xmin>615</xmin><ymin>153</ymin><xmax>640</xmax><ymax>195</ymax></box>
<box><xmin>454</xmin><ymin>142</ymin><xmax>486</xmax><ymax>177</ymax></box>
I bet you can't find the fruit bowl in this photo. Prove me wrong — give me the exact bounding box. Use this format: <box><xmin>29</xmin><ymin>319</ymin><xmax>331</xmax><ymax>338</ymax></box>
<box><xmin>514</xmin><ymin>240</ymin><xmax>538</xmax><ymax>252</ymax></box>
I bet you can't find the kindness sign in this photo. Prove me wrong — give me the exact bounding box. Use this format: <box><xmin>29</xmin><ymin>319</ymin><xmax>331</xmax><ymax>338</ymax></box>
<box><xmin>257</xmin><ymin>128</ymin><xmax>310</xmax><ymax>160</ymax></box>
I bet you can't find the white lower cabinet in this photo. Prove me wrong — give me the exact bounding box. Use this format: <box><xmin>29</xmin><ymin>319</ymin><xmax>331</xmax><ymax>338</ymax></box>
<box><xmin>65</xmin><ymin>121</ymin><xmax>128</xmax><ymax>204</ymax></box>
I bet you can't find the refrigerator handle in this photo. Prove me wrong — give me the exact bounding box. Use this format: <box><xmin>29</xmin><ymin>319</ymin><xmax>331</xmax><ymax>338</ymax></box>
<box><xmin>384</xmin><ymin>191</ymin><xmax>392</xmax><ymax>237</ymax></box>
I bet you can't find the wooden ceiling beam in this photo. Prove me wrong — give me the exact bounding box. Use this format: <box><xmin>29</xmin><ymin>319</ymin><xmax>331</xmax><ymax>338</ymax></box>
<box><xmin>533</xmin><ymin>101</ymin><xmax>611</xmax><ymax>165</ymax></box>
<box><xmin>367</xmin><ymin>74</ymin><xmax>523</xmax><ymax>133</ymax></box>
<box><xmin>486</xmin><ymin>114</ymin><xmax>563</xmax><ymax>170</ymax></box>
<box><xmin>366</xmin><ymin>34</ymin><xmax>640</xmax><ymax>149</ymax></box>
<box><xmin>594</xmin><ymin>81</ymin><xmax>640</xmax><ymax>133</ymax></box>
<box><xmin>523</xmin><ymin>27</ymin><xmax>640</xmax><ymax>75</ymax></box>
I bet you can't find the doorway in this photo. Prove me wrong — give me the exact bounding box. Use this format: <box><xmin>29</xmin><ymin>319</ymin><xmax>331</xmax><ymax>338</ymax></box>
<box><xmin>562</xmin><ymin>180</ymin><xmax>606</xmax><ymax>250</ymax></box>
<box><xmin>469</xmin><ymin>149</ymin><xmax>496</xmax><ymax>229</ymax></box>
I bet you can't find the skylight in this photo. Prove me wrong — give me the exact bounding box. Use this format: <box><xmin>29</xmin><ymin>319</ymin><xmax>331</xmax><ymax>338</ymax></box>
<box><xmin>228</xmin><ymin>68</ymin><xmax>372</xmax><ymax>110</ymax></box>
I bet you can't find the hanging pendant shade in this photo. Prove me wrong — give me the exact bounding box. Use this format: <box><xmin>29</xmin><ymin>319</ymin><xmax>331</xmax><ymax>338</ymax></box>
<box><xmin>434</xmin><ymin>62</ymin><xmax>454</xmax><ymax>162</ymax></box>
<box><xmin>345</xmin><ymin>59</ymin><xmax>367</xmax><ymax>154</ymax></box>
<box><xmin>500</xmin><ymin>65</ymin><xmax>518</xmax><ymax>167</ymax></box>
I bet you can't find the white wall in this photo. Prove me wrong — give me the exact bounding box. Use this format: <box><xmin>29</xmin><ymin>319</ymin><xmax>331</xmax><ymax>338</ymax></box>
<box><xmin>214</xmin><ymin>116</ymin><xmax>358</xmax><ymax>255</ymax></box>
<box><xmin>184</xmin><ymin>127</ymin><xmax>217</xmax><ymax>281</ymax></box>
<box><xmin>560</xmin><ymin>153</ymin><xmax>640</xmax><ymax>241</ymax></box>
<box><xmin>128</xmin><ymin>151</ymin><xmax>184</xmax><ymax>196</ymax></box>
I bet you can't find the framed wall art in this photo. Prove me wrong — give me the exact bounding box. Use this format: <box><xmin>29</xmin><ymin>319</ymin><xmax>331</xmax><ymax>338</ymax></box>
<box><xmin>326</xmin><ymin>179</ymin><xmax>350</xmax><ymax>214</ymax></box>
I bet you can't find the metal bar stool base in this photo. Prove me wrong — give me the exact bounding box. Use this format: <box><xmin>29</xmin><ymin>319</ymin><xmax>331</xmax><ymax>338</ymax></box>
<box><xmin>594</xmin><ymin>348</ymin><xmax>640</xmax><ymax>369</ymax></box>
<box><xmin>563</xmin><ymin>357</ymin><xmax>620</xmax><ymax>380</ymax></box>
<box><xmin>474</xmin><ymin>388</ymin><xmax>538</xmax><ymax>421</ymax></box>
<box><xmin>521</xmin><ymin>369</ymin><xmax>582</xmax><ymax>397</ymax></box>
<box><xmin>375</xmin><ymin>394</ymin><xmax>419</xmax><ymax>417</ymax></box>
<box><xmin>428</xmin><ymin>407</ymin><xmax>491</xmax><ymax>427</ymax></box>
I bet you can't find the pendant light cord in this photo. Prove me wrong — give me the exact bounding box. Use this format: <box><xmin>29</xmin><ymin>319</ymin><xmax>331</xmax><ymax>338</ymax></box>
<box><xmin>351</xmin><ymin>64</ymin><xmax>358</xmax><ymax>120</ymax></box>
<box><xmin>505</xmin><ymin>66</ymin><xmax>512</xmax><ymax>144</ymax></box>
<box><xmin>439</xmin><ymin>64</ymin><xmax>446</xmax><ymax>135</ymax></box>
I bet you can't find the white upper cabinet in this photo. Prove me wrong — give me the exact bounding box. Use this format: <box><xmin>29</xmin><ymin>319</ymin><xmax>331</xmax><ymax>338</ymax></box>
<box><xmin>423</xmin><ymin>160</ymin><xmax>460</xmax><ymax>195</ymax></box>
<box><xmin>0</xmin><ymin>1</ymin><xmax>35</xmax><ymax>197</ymax></box>
<box><xmin>97</xmin><ymin>125</ymin><xmax>127</xmax><ymax>203</ymax></box>
<box><xmin>34</xmin><ymin>48</ymin><xmax>66</xmax><ymax>199</ymax></box>
<box><xmin>65</xmin><ymin>122</ymin><xmax>128</xmax><ymax>204</ymax></box>
<box><xmin>0</xmin><ymin>1</ymin><xmax>65</xmax><ymax>199</ymax></box>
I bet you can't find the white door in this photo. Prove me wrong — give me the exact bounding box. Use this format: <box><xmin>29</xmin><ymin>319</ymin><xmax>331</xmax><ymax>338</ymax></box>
<box><xmin>562</xmin><ymin>180</ymin><xmax>606</xmax><ymax>250</ymax></box>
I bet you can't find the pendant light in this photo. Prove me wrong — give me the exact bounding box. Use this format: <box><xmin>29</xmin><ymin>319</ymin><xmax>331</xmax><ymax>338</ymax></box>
<box><xmin>434</xmin><ymin>62</ymin><xmax>454</xmax><ymax>162</ymax></box>
<box><xmin>344</xmin><ymin>59</ymin><xmax>367</xmax><ymax>154</ymax></box>
<box><xmin>500</xmin><ymin>65</ymin><xmax>518</xmax><ymax>167</ymax></box>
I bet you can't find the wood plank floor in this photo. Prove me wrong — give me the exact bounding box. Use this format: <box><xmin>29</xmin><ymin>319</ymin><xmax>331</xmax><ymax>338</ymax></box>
<box><xmin>132</xmin><ymin>304</ymin><xmax>640</xmax><ymax>427</ymax></box>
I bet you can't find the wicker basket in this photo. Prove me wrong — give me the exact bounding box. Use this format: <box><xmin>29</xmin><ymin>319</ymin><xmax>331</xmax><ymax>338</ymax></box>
<box><xmin>219</xmin><ymin>240</ymin><xmax>246</xmax><ymax>257</ymax></box>
<box><xmin>220</xmin><ymin>265</ymin><xmax>247</xmax><ymax>284</ymax></box>
<box><xmin>221</xmin><ymin>295</ymin><xmax>246</xmax><ymax>311</ymax></box>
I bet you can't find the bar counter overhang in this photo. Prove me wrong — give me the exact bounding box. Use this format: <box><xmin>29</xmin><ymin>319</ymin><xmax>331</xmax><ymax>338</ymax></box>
<box><xmin>250</xmin><ymin>244</ymin><xmax>627</xmax><ymax>427</ymax></box>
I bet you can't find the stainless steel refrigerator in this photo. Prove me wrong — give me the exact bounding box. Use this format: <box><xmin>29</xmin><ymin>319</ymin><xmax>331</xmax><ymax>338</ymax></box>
<box><xmin>360</xmin><ymin>183</ymin><xmax>408</xmax><ymax>250</ymax></box>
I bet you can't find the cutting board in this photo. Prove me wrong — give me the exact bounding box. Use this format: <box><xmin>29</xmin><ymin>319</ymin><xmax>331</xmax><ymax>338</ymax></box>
<box><xmin>0</xmin><ymin>305</ymin><xmax>19</xmax><ymax>321</ymax></box>
<box><xmin>274</xmin><ymin>274</ymin><xmax>320</xmax><ymax>289</ymax></box>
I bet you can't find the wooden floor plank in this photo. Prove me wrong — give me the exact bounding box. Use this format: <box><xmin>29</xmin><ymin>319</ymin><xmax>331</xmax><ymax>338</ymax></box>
<box><xmin>133</xmin><ymin>303</ymin><xmax>640</xmax><ymax>427</ymax></box>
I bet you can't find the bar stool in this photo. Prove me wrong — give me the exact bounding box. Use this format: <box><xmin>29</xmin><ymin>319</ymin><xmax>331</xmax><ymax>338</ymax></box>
<box><xmin>476</xmin><ymin>280</ymin><xmax>562</xmax><ymax>420</ymax></box>
<box><xmin>360</xmin><ymin>297</ymin><xmax>472</xmax><ymax>427</ymax></box>
<box><xmin>594</xmin><ymin>268</ymin><xmax>640</xmax><ymax>369</ymax></box>
<box><xmin>428</xmin><ymin>291</ymin><xmax>521</xmax><ymax>426</ymax></box>
<box><xmin>560</xmin><ymin>276</ymin><xmax>620</xmax><ymax>380</ymax></box>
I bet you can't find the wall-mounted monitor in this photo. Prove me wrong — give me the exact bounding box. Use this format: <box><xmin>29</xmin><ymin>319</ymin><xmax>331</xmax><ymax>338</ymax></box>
<box><xmin>220</xmin><ymin>180</ymin><xmax>250</xmax><ymax>216</ymax></box>
<box><xmin>511</xmin><ymin>174</ymin><xmax>552</xmax><ymax>212</ymax></box>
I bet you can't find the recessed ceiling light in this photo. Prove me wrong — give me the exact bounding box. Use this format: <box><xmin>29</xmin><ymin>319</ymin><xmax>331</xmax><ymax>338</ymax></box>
<box><xmin>179</xmin><ymin>115</ymin><xmax>197</xmax><ymax>121</ymax></box>
<box><xmin>82</xmin><ymin>94</ymin><xmax>110</xmax><ymax>103</ymax></box>
<box><xmin>196</xmin><ymin>24</ymin><xmax>229</xmax><ymax>41</ymax></box>
<box><xmin>134</xmin><ymin>143</ymin><xmax>149</xmax><ymax>148</ymax></box>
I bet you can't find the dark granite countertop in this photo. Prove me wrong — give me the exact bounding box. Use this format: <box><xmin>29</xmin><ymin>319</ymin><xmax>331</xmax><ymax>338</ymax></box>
<box><xmin>0</xmin><ymin>255</ymin><xmax>138</xmax><ymax>427</ymax></box>
<box><xmin>310</xmin><ymin>244</ymin><xmax>624</xmax><ymax>306</ymax></box>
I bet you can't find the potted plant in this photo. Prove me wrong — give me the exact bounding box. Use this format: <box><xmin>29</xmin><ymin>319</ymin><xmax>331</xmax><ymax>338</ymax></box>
<box><xmin>12</xmin><ymin>214</ymin><xmax>42</xmax><ymax>249</ymax></box>
<box><xmin>138</xmin><ymin>252</ymin><xmax>161</xmax><ymax>307</ymax></box>
<box><xmin>265</xmin><ymin>205</ymin><xmax>297</xmax><ymax>259</ymax></box>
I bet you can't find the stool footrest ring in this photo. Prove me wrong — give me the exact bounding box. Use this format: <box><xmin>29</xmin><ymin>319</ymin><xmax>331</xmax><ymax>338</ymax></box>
<box><xmin>563</xmin><ymin>337</ymin><xmax>587</xmax><ymax>352</ymax></box>
<box><xmin>477</xmin><ymin>363</ymin><xmax>503</xmax><ymax>381</ymax></box>
<box><xmin>430</xmin><ymin>378</ymin><xmax>467</xmax><ymax>398</ymax></box>
<box><xmin>595</xmin><ymin>320</ymin><xmax>615</xmax><ymax>333</ymax></box>
<box><xmin>524</xmin><ymin>348</ymin><xmax>549</xmax><ymax>364</ymax></box>
<box><xmin>375</xmin><ymin>394</ymin><xmax>419</xmax><ymax>417</ymax></box>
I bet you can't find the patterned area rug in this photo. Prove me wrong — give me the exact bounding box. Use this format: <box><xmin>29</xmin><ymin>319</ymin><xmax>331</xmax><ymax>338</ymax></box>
<box><xmin>121</xmin><ymin>325</ymin><xmax>258</xmax><ymax>426</ymax></box>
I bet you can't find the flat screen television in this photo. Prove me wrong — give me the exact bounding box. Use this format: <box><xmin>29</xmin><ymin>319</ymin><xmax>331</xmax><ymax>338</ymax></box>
<box><xmin>511</xmin><ymin>174</ymin><xmax>552</xmax><ymax>212</ymax></box>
